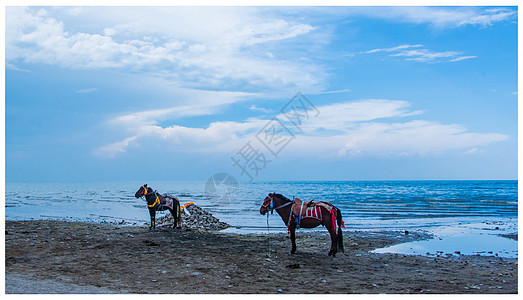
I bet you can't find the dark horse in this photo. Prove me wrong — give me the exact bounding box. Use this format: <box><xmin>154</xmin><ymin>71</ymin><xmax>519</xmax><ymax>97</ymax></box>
<box><xmin>135</xmin><ymin>184</ymin><xmax>182</xmax><ymax>230</ymax></box>
<box><xmin>260</xmin><ymin>193</ymin><xmax>345</xmax><ymax>256</ymax></box>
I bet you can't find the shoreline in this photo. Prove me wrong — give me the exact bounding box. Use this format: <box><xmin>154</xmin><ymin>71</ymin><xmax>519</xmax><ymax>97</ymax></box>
<box><xmin>5</xmin><ymin>220</ymin><xmax>517</xmax><ymax>294</ymax></box>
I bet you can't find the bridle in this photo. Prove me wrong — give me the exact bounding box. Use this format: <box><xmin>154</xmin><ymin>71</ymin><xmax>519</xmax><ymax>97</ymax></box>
<box><xmin>139</xmin><ymin>186</ymin><xmax>160</xmax><ymax>208</ymax></box>
<box><xmin>262</xmin><ymin>194</ymin><xmax>293</xmax><ymax>214</ymax></box>
<box><xmin>263</xmin><ymin>193</ymin><xmax>295</xmax><ymax>234</ymax></box>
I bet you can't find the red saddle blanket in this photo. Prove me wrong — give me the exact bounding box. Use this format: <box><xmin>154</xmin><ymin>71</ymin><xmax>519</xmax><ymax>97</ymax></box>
<box><xmin>289</xmin><ymin>199</ymin><xmax>344</xmax><ymax>232</ymax></box>
<box><xmin>302</xmin><ymin>205</ymin><xmax>322</xmax><ymax>221</ymax></box>
<box><xmin>292</xmin><ymin>199</ymin><xmax>335</xmax><ymax>221</ymax></box>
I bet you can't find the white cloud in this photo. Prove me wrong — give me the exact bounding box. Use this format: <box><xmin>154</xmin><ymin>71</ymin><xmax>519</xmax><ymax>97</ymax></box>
<box><xmin>249</xmin><ymin>105</ymin><xmax>273</xmax><ymax>114</ymax></box>
<box><xmin>94</xmin><ymin>98</ymin><xmax>508</xmax><ymax>159</ymax></box>
<box><xmin>94</xmin><ymin>136</ymin><xmax>138</xmax><ymax>158</ymax></box>
<box><xmin>298</xmin><ymin>99</ymin><xmax>423</xmax><ymax>133</ymax></box>
<box><xmin>449</xmin><ymin>56</ymin><xmax>478</xmax><ymax>62</ymax></box>
<box><xmin>364</xmin><ymin>44</ymin><xmax>423</xmax><ymax>54</ymax></box>
<box><xmin>463</xmin><ymin>148</ymin><xmax>483</xmax><ymax>156</ymax></box>
<box><xmin>349</xmin><ymin>7</ymin><xmax>517</xmax><ymax>29</ymax></box>
<box><xmin>319</xmin><ymin>89</ymin><xmax>352</xmax><ymax>94</ymax></box>
<box><xmin>6</xmin><ymin>7</ymin><xmax>323</xmax><ymax>93</ymax></box>
<box><xmin>107</xmin><ymin>88</ymin><xmax>259</xmax><ymax>131</ymax></box>
<box><xmin>331</xmin><ymin>120</ymin><xmax>507</xmax><ymax>157</ymax></box>
<box><xmin>6</xmin><ymin>63</ymin><xmax>31</xmax><ymax>72</ymax></box>
<box><xmin>362</xmin><ymin>44</ymin><xmax>477</xmax><ymax>63</ymax></box>
<box><xmin>457</xmin><ymin>8</ymin><xmax>518</xmax><ymax>27</ymax></box>
<box><xmin>75</xmin><ymin>88</ymin><xmax>99</xmax><ymax>94</ymax></box>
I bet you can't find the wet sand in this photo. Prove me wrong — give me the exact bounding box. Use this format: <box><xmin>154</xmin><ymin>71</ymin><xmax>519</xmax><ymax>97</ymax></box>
<box><xmin>5</xmin><ymin>220</ymin><xmax>517</xmax><ymax>294</ymax></box>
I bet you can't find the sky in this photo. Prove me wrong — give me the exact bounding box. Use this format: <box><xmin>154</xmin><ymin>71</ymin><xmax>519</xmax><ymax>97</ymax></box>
<box><xmin>4</xmin><ymin>5</ymin><xmax>518</xmax><ymax>182</ymax></box>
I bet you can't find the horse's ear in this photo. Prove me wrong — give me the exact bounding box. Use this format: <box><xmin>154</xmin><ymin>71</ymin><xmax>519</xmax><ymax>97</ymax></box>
<box><xmin>144</xmin><ymin>184</ymin><xmax>147</xmax><ymax>187</ymax></box>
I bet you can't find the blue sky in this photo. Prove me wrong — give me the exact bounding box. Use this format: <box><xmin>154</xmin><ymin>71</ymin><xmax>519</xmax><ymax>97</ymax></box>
<box><xmin>4</xmin><ymin>6</ymin><xmax>518</xmax><ymax>182</ymax></box>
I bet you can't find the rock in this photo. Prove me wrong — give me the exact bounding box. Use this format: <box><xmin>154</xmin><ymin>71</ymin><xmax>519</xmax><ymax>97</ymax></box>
<box><xmin>157</xmin><ymin>203</ymin><xmax>230</xmax><ymax>231</ymax></box>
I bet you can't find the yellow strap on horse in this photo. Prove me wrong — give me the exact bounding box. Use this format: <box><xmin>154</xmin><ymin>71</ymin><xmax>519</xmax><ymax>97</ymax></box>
<box><xmin>142</xmin><ymin>186</ymin><xmax>148</xmax><ymax>196</ymax></box>
<box><xmin>147</xmin><ymin>195</ymin><xmax>160</xmax><ymax>208</ymax></box>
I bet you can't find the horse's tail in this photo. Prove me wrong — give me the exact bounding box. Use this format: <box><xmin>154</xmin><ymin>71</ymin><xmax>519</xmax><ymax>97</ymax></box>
<box><xmin>335</xmin><ymin>206</ymin><xmax>345</xmax><ymax>253</ymax></box>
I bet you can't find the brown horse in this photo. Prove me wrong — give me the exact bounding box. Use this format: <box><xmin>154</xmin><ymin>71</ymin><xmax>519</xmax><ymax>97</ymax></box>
<box><xmin>260</xmin><ymin>193</ymin><xmax>345</xmax><ymax>256</ymax></box>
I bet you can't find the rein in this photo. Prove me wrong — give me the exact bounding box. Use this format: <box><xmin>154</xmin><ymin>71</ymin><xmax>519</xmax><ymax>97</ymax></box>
<box><xmin>273</xmin><ymin>201</ymin><xmax>293</xmax><ymax>210</ymax></box>
<box><xmin>264</xmin><ymin>195</ymin><xmax>293</xmax><ymax>258</ymax></box>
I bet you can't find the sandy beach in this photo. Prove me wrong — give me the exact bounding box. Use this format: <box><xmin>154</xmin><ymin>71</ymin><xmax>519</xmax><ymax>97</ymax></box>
<box><xmin>5</xmin><ymin>220</ymin><xmax>517</xmax><ymax>294</ymax></box>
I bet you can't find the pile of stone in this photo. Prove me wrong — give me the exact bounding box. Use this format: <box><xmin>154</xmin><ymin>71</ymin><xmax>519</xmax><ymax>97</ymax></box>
<box><xmin>156</xmin><ymin>203</ymin><xmax>230</xmax><ymax>230</ymax></box>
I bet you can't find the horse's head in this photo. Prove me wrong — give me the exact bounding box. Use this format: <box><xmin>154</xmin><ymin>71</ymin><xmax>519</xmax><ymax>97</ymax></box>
<box><xmin>135</xmin><ymin>184</ymin><xmax>150</xmax><ymax>198</ymax></box>
<box><xmin>260</xmin><ymin>193</ymin><xmax>275</xmax><ymax>215</ymax></box>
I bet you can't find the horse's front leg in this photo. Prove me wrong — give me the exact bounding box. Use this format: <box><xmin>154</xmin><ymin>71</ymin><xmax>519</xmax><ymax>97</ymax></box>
<box><xmin>289</xmin><ymin>225</ymin><xmax>297</xmax><ymax>254</ymax></box>
<box><xmin>149</xmin><ymin>208</ymin><xmax>156</xmax><ymax>231</ymax></box>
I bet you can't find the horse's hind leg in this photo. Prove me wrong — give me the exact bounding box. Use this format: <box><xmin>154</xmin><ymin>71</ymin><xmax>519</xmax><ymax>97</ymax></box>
<box><xmin>168</xmin><ymin>208</ymin><xmax>178</xmax><ymax>229</ymax></box>
<box><xmin>327</xmin><ymin>218</ymin><xmax>338</xmax><ymax>257</ymax></box>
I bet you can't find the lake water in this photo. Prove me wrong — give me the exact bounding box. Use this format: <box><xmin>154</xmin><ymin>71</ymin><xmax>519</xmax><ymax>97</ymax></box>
<box><xmin>5</xmin><ymin>180</ymin><xmax>518</xmax><ymax>257</ymax></box>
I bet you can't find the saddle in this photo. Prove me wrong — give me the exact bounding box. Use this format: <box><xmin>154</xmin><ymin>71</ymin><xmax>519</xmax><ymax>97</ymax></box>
<box><xmin>292</xmin><ymin>197</ymin><xmax>315</xmax><ymax>218</ymax></box>
<box><xmin>155</xmin><ymin>193</ymin><xmax>178</xmax><ymax>210</ymax></box>
<box><xmin>158</xmin><ymin>193</ymin><xmax>169</xmax><ymax>205</ymax></box>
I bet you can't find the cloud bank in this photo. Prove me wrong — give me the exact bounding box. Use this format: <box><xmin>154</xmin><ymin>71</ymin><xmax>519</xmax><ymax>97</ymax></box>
<box><xmin>95</xmin><ymin>99</ymin><xmax>508</xmax><ymax>158</ymax></box>
<box><xmin>6</xmin><ymin>7</ymin><xmax>324</xmax><ymax>93</ymax></box>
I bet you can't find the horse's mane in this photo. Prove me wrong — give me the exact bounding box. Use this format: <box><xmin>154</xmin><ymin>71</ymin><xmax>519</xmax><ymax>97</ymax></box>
<box><xmin>273</xmin><ymin>193</ymin><xmax>292</xmax><ymax>202</ymax></box>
